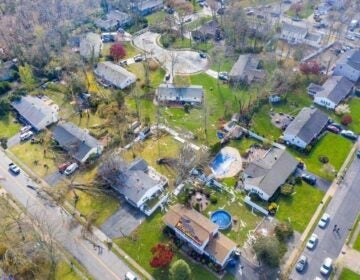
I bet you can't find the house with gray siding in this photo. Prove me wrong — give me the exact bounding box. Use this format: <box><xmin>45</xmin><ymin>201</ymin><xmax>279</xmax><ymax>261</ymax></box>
<box><xmin>333</xmin><ymin>49</ymin><xmax>360</xmax><ymax>82</ymax></box>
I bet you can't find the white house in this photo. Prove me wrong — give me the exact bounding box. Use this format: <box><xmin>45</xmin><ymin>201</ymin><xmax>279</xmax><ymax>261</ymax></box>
<box><xmin>333</xmin><ymin>49</ymin><xmax>360</xmax><ymax>82</ymax></box>
<box><xmin>79</xmin><ymin>33</ymin><xmax>102</xmax><ymax>60</ymax></box>
<box><xmin>164</xmin><ymin>204</ymin><xmax>237</xmax><ymax>268</ymax></box>
<box><xmin>282</xmin><ymin>107</ymin><xmax>329</xmax><ymax>149</ymax></box>
<box><xmin>11</xmin><ymin>95</ymin><xmax>59</xmax><ymax>131</ymax></box>
<box><xmin>156</xmin><ymin>84</ymin><xmax>203</xmax><ymax>105</ymax></box>
<box><xmin>53</xmin><ymin>122</ymin><xmax>103</xmax><ymax>163</ymax></box>
<box><xmin>281</xmin><ymin>22</ymin><xmax>321</xmax><ymax>47</ymax></box>
<box><xmin>244</xmin><ymin>148</ymin><xmax>298</xmax><ymax>201</ymax></box>
<box><xmin>313</xmin><ymin>76</ymin><xmax>354</xmax><ymax>109</ymax></box>
<box><xmin>94</xmin><ymin>61</ymin><xmax>136</xmax><ymax>89</ymax></box>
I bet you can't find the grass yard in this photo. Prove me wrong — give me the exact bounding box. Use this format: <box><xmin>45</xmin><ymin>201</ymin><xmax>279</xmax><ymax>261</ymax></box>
<box><xmin>114</xmin><ymin>211</ymin><xmax>218</xmax><ymax>280</ymax></box>
<box><xmin>353</xmin><ymin>232</ymin><xmax>360</xmax><ymax>252</ymax></box>
<box><xmin>339</xmin><ymin>268</ymin><xmax>360</xmax><ymax>280</ymax></box>
<box><xmin>102</xmin><ymin>42</ymin><xmax>139</xmax><ymax>59</ymax></box>
<box><xmin>121</xmin><ymin>134</ymin><xmax>181</xmax><ymax>187</ymax></box>
<box><xmin>332</xmin><ymin>98</ymin><xmax>360</xmax><ymax>134</ymax></box>
<box><xmin>228</xmin><ymin>137</ymin><xmax>262</xmax><ymax>154</ymax></box>
<box><xmin>291</xmin><ymin>133</ymin><xmax>353</xmax><ymax>181</ymax></box>
<box><xmin>286</xmin><ymin>0</ymin><xmax>319</xmax><ymax>19</ymax></box>
<box><xmin>147</xmin><ymin>10</ymin><xmax>167</xmax><ymax>26</ymax></box>
<box><xmin>204</xmin><ymin>191</ymin><xmax>263</xmax><ymax>246</ymax></box>
<box><xmin>55</xmin><ymin>261</ymin><xmax>84</xmax><ymax>280</ymax></box>
<box><xmin>276</xmin><ymin>182</ymin><xmax>324</xmax><ymax>232</ymax></box>
<box><xmin>10</xmin><ymin>140</ymin><xmax>59</xmax><ymax>178</ymax></box>
<box><xmin>238</xmin><ymin>0</ymin><xmax>278</xmax><ymax>7</ymax></box>
<box><xmin>0</xmin><ymin>113</ymin><xmax>21</xmax><ymax>139</ymax></box>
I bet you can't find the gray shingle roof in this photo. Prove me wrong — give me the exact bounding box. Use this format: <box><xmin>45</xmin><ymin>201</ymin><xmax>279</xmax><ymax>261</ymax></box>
<box><xmin>282</xmin><ymin>22</ymin><xmax>308</xmax><ymax>36</ymax></box>
<box><xmin>156</xmin><ymin>84</ymin><xmax>203</xmax><ymax>103</ymax></box>
<box><xmin>95</xmin><ymin>10</ymin><xmax>130</xmax><ymax>30</ymax></box>
<box><xmin>79</xmin><ymin>33</ymin><xmax>102</xmax><ymax>59</ymax></box>
<box><xmin>137</xmin><ymin>0</ymin><xmax>163</xmax><ymax>11</ymax></box>
<box><xmin>11</xmin><ymin>95</ymin><xmax>58</xmax><ymax>130</ymax></box>
<box><xmin>229</xmin><ymin>54</ymin><xmax>265</xmax><ymax>82</ymax></box>
<box><xmin>245</xmin><ymin>148</ymin><xmax>298</xmax><ymax>197</ymax></box>
<box><xmin>94</xmin><ymin>61</ymin><xmax>136</xmax><ymax>88</ymax></box>
<box><xmin>283</xmin><ymin>107</ymin><xmax>329</xmax><ymax>145</ymax></box>
<box><xmin>53</xmin><ymin>122</ymin><xmax>102</xmax><ymax>162</ymax></box>
<box><xmin>316</xmin><ymin>76</ymin><xmax>354</xmax><ymax>105</ymax></box>
<box><xmin>337</xmin><ymin>49</ymin><xmax>360</xmax><ymax>71</ymax></box>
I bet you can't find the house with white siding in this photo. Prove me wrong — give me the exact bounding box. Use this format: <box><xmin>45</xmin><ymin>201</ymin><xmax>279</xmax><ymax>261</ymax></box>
<box><xmin>94</xmin><ymin>61</ymin><xmax>136</xmax><ymax>89</ymax></box>
<box><xmin>333</xmin><ymin>49</ymin><xmax>360</xmax><ymax>82</ymax></box>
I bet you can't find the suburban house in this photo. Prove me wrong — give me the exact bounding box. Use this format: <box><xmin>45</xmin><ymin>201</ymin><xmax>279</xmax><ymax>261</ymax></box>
<box><xmin>333</xmin><ymin>49</ymin><xmax>360</xmax><ymax>82</ymax></box>
<box><xmin>11</xmin><ymin>95</ymin><xmax>59</xmax><ymax>131</ymax></box>
<box><xmin>103</xmin><ymin>157</ymin><xmax>168</xmax><ymax>215</ymax></box>
<box><xmin>52</xmin><ymin>122</ymin><xmax>103</xmax><ymax>163</ymax></box>
<box><xmin>0</xmin><ymin>60</ymin><xmax>17</xmax><ymax>81</ymax></box>
<box><xmin>280</xmin><ymin>23</ymin><xmax>321</xmax><ymax>46</ymax></box>
<box><xmin>229</xmin><ymin>54</ymin><xmax>266</xmax><ymax>85</ymax></box>
<box><xmin>164</xmin><ymin>204</ymin><xmax>238</xmax><ymax>268</ymax></box>
<box><xmin>95</xmin><ymin>10</ymin><xmax>131</xmax><ymax>31</ymax></box>
<box><xmin>133</xmin><ymin>0</ymin><xmax>163</xmax><ymax>16</ymax></box>
<box><xmin>282</xmin><ymin>107</ymin><xmax>329</xmax><ymax>149</ymax></box>
<box><xmin>191</xmin><ymin>20</ymin><xmax>222</xmax><ymax>41</ymax></box>
<box><xmin>79</xmin><ymin>33</ymin><xmax>102</xmax><ymax>60</ymax></box>
<box><xmin>243</xmin><ymin>148</ymin><xmax>298</xmax><ymax>201</ymax></box>
<box><xmin>310</xmin><ymin>76</ymin><xmax>354</xmax><ymax>109</ymax></box>
<box><xmin>94</xmin><ymin>61</ymin><xmax>136</xmax><ymax>89</ymax></box>
<box><xmin>155</xmin><ymin>84</ymin><xmax>204</xmax><ymax>105</ymax></box>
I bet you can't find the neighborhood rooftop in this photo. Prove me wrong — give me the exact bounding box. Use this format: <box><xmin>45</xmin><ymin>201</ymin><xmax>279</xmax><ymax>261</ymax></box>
<box><xmin>336</xmin><ymin>48</ymin><xmax>360</xmax><ymax>71</ymax></box>
<box><xmin>315</xmin><ymin>76</ymin><xmax>354</xmax><ymax>105</ymax></box>
<box><xmin>283</xmin><ymin>107</ymin><xmax>329</xmax><ymax>146</ymax></box>
<box><xmin>156</xmin><ymin>84</ymin><xmax>203</xmax><ymax>104</ymax></box>
<box><xmin>229</xmin><ymin>54</ymin><xmax>265</xmax><ymax>83</ymax></box>
<box><xmin>53</xmin><ymin>122</ymin><xmax>103</xmax><ymax>162</ymax></box>
<box><xmin>94</xmin><ymin>61</ymin><xmax>136</xmax><ymax>89</ymax></box>
<box><xmin>244</xmin><ymin>148</ymin><xmax>298</xmax><ymax>198</ymax></box>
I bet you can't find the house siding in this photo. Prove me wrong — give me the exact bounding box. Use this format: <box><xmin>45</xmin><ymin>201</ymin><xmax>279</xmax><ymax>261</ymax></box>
<box><xmin>244</xmin><ymin>183</ymin><xmax>270</xmax><ymax>201</ymax></box>
<box><xmin>333</xmin><ymin>64</ymin><xmax>360</xmax><ymax>82</ymax></box>
<box><xmin>283</xmin><ymin>134</ymin><xmax>308</xmax><ymax>149</ymax></box>
<box><xmin>314</xmin><ymin>96</ymin><xmax>336</xmax><ymax>109</ymax></box>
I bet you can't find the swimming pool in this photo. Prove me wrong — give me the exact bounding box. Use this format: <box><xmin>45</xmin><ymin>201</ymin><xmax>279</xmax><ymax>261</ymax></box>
<box><xmin>211</xmin><ymin>210</ymin><xmax>232</xmax><ymax>230</ymax></box>
<box><xmin>210</xmin><ymin>153</ymin><xmax>234</xmax><ymax>177</ymax></box>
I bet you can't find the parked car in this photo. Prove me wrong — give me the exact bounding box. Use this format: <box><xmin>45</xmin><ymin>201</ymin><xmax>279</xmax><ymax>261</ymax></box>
<box><xmin>119</xmin><ymin>60</ymin><xmax>128</xmax><ymax>66</ymax></box>
<box><xmin>165</xmin><ymin>73</ymin><xmax>171</xmax><ymax>81</ymax></box>
<box><xmin>199</xmin><ymin>52</ymin><xmax>207</xmax><ymax>58</ymax></box>
<box><xmin>64</xmin><ymin>163</ymin><xmax>79</xmax><ymax>176</ymax></box>
<box><xmin>20</xmin><ymin>125</ymin><xmax>32</xmax><ymax>134</ymax></box>
<box><xmin>58</xmin><ymin>162</ymin><xmax>71</xmax><ymax>174</ymax></box>
<box><xmin>306</xmin><ymin>233</ymin><xmax>319</xmax><ymax>250</ymax></box>
<box><xmin>341</xmin><ymin>130</ymin><xmax>358</xmax><ymax>140</ymax></box>
<box><xmin>326</xmin><ymin>124</ymin><xmax>341</xmax><ymax>134</ymax></box>
<box><xmin>218</xmin><ymin>72</ymin><xmax>229</xmax><ymax>81</ymax></box>
<box><xmin>20</xmin><ymin>131</ymin><xmax>34</xmax><ymax>141</ymax></box>
<box><xmin>292</xmin><ymin>16</ymin><xmax>301</xmax><ymax>22</ymax></box>
<box><xmin>301</xmin><ymin>174</ymin><xmax>317</xmax><ymax>185</ymax></box>
<box><xmin>8</xmin><ymin>163</ymin><xmax>20</xmax><ymax>175</ymax></box>
<box><xmin>357</xmin><ymin>149</ymin><xmax>360</xmax><ymax>158</ymax></box>
<box><xmin>133</xmin><ymin>54</ymin><xmax>145</xmax><ymax>62</ymax></box>
<box><xmin>296</xmin><ymin>255</ymin><xmax>308</xmax><ymax>272</ymax></box>
<box><xmin>125</xmin><ymin>272</ymin><xmax>137</xmax><ymax>280</ymax></box>
<box><xmin>318</xmin><ymin>213</ymin><xmax>330</xmax><ymax>228</ymax></box>
<box><xmin>320</xmin><ymin>257</ymin><xmax>332</xmax><ymax>275</ymax></box>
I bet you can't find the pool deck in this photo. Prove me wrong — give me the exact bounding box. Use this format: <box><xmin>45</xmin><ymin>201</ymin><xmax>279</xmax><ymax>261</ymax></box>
<box><xmin>211</xmin><ymin>146</ymin><xmax>242</xmax><ymax>179</ymax></box>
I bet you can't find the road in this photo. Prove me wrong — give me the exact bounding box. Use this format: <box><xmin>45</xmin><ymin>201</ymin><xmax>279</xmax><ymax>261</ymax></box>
<box><xmin>0</xmin><ymin>149</ymin><xmax>138</xmax><ymax>280</ymax></box>
<box><xmin>290</xmin><ymin>156</ymin><xmax>360</xmax><ymax>280</ymax></box>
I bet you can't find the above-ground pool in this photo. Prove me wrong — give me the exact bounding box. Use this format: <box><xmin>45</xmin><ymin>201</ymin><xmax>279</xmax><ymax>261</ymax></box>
<box><xmin>210</xmin><ymin>210</ymin><xmax>232</xmax><ymax>230</ymax></box>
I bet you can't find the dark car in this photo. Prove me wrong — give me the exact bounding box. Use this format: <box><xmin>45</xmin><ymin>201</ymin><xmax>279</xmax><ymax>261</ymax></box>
<box><xmin>165</xmin><ymin>73</ymin><xmax>171</xmax><ymax>81</ymax></box>
<box><xmin>301</xmin><ymin>174</ymin><xmax>317</xmax><ymax>185</ymax></box>
<box><xmin>292</xmin><ymin>16</ymin><xmax>301</xmax><ymax>22</ymax></box>
<box><xmin>199</xmin><ymin>52</ymin><xmax>207</xmax><ymax>59</ymax></box>
<box><xmin>357</xmin><ymin>150</ymin><xmax>360</xmax><ymax>158</ymax></box>
<box><xmin>326</xmin><ymin>125</ymin><xmax>341</xmax><ymax>134</ymax></box>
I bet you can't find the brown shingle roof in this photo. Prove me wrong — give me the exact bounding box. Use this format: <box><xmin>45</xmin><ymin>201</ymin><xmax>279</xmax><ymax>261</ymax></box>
<box><xmin>205</xmin><ymin>233</ymin><xmax>237</xmax><ymax>265</ymax></box>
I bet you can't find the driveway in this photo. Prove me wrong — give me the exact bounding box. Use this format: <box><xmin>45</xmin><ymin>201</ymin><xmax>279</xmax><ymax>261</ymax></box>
<box><xmin>295</xmin><ymin>168</ymin><xmax>332</xmax><ymax>192</ymax></box>
<box><xmin>44</xmin><ymin>171</ymin><xmax>65</xmax><ymax>187</ymax></box>
<box><xmin>290</xmin><ymin>156</ymin><xmax>360</xmax><ymax>280</ymax></box>
<box><xmin>101</xmin><ymin>199</ymin><xmax>145</xmax><ymax>239</ymax></box>
<box><xmin>7</xmin><ymin>133</ymin><xmax>20</xmax><ymax>148</ymax></box>
<box><xmin>133</xmin><ymin>31</ymin><xmax>209</xmax><ymax>75</ymax></box>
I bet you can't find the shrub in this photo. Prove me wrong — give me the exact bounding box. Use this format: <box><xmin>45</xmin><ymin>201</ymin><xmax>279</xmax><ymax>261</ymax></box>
<box><xmin>150</xmin><ymin>243</ymin><xmax>174</xmax><ymax>268</ymax></box>
<box><xmin>280</xmin><ymin>184</ymin><xmax>294</xmax><ymax>196</ymax></box>
<box><xmin>0</xmin><ymin>82</ymin><xmax>11</xmax><ymax>95</ymax></box>
<box><xmin>268</xmin><ymin>202</ymin><xmax>278</xmax><ymax>212</ymax></box>
<box><xmin>253</xmin><ymin>236</ymin><xmax>280</xmax><ymax>267</ymax></box>
<box><xmin>294</xmin><ymin>176</ymin><xmax>302</xmax><ymax>185</ymax></box>
<box><xmin>210</xmin><ymin>194</ymin><xmax>218</xmax><ymax>204</ymax></box>
<box><xmin>275</xmin><ymin>222</ymin><xmax>294</xmax><ymax>241</ymax></box>
<box><xmin>169</xmin><ymin>259</ymin><xmax>192</xmax><ymax>280</ymax></box>
<box><xmin>341</xmin><ymin>114</ymin><xmax>352</xmax><ymax>126</ymax></box>
<box><xmin>194</xmin><ymin>203</ymin><xmax>200</xmax><ymax>212</ymax></box>
<box><xmin>318</xmin><ymin>155</ymin><xmax>329</xmax><ymax>164</ymax></box>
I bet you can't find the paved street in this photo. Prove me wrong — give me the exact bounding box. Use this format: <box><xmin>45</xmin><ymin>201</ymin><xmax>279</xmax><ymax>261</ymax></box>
<box><xmin>133</xmin><ymin>31</ymin><xmax>208</xmax><ymax>74</ymax></box>
<box><xmin>290</xmin><ymin>156</ymin><xmax>360</xmax><ymax>280</ymax></box>
<box><xmin>0</xmin><ymin>149</ymin><xmax>138</xmax><ymax>280</ymax></box>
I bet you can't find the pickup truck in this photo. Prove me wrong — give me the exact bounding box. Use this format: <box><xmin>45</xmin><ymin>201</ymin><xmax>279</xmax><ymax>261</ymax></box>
<box><xmin>9</xmin><ymin>163</ymin><xmax>20</xmax><ymax>175</ymax></box>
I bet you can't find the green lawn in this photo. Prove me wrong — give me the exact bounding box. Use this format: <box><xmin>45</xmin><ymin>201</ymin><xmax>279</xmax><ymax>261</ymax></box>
<box><xmin>291</xmin><ymin>133</ymin><xmax>353</xmax><ymax>181</ymax></box>
<box><xmin>147</xmin><ymin>10</ymin><xmax>167</xmax><ymax>26</ymax></box>
<box><xmin>276</xmin><ymin>182</ymin><xmax>325</xmax><ymax>232</ymax></box>
<box><xmin>0</xmin><ymin>113</ymin><xmax>21</xmax><ymax>139</ymax></box>
<box><xmin>55</xmin><ymin>261</ymin><xmax>84</xmax><ymax>280</ymax></box>
<box><xmin>339</xmin><ymin>268</ymin><xmax>360</xmax><ymax>280</ymax></box>
<box><xmin>332</xmin><ymin>98</ymin><xmax>360</xmax><ymax>134</ymax></box>
<box><xmin>114</xmin><ymin>211</ymin><xmax>218</xmax><ymax>280</ymax></box>
<box><xmin>353</xmin><ymin>231</ymin><xmax>360</xmax><ymax>252</ymax></box>
<box><xmin>286</xmin><ymin>0</ymin><xmax>319</xmax><ymax>19</ymax></box>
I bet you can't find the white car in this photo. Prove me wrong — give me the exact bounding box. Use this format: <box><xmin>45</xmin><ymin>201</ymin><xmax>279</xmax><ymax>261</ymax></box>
<box><xmin>125</xmin><ymin>272</ymin><xmax>137</xmax><ymax>280</ymax></box>
<box><xmin>318</xmin><ymin>213</ymin><xmax>330</xmax><ymax>228</ymax></box>
<box><xmin>64</xmin><ymin>163</ymin><xmax>79</xmax><ymax>176</ymax></box>
<box><xmin>296</xmin><ymin>255</ymin><xmax>307</xmax><ymax>272</ymax></box>
<box><xmin>306</xmin><ymin>233</ymin><xmax>318</xmax><ymax>250</ymax></box>
<box><xmin>320</xmin><ymin>257</ymin><xmax>332</xmax><ymax>275</ymax></box>
<box><xmin>20</xmin><ymin>125</ymin><xmax>32</xmax><ymax>134</ymax></box>
<box><xmin>20</xmin><ymin>131</ymin><xmax>34</xmax><ymax>141</ymax></box>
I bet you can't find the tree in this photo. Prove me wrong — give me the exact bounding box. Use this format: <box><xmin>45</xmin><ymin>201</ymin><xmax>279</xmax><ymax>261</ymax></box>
<box><xmin>169</xmin><ymin>259</ymin><xmax>192</xmax><ymax>280</ymax></box>
<box><xmin>19</xmin><ymin>63</ymin><xmax>36</xmax><ymax>91</ymax></box>
<box><xmin>275</xmin><ymin>222</ymin><xmax>294</xmax><ymax>242</ymax></box>
<box><xmin>149</xmin><ymin>243</ymin><xmax>174</xmax><ymax>268</ymax></box>
<box><xmin>110</xmin><ymin>43</ymin><xmax>126</xmax><ymax>62</ymax></box>
<box><xmin>299</xmin><ymin>60</ymin><xmax>320</xmax><ymax>76</ymax></box>
<box><xmin>253</xmin><ymin>236</ymin><xmax>280</xmax><ymax>267</ymax></box>
<box><xmin>341</xmin><ymin>114</ymin><xmax>352</xmax><ymax>126</ymax></box>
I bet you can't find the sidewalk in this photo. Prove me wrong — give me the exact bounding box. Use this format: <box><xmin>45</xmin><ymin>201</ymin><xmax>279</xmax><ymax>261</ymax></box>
<box><xmin>282</xmin><ymin>142</ymin><xmax>358</xmax><ymax>277</ymax></box>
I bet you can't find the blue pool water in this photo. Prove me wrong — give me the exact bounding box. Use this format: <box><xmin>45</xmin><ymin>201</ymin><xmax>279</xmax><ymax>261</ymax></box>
<box><xmin>210</xmin><ymin>153</ymin><xmax>234</xmax><ymax>176</ymax></box>
<box><xmin>211</xmin><ymin>210</ymin><xmax>232</xmax><ymax>230</ymax></box>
